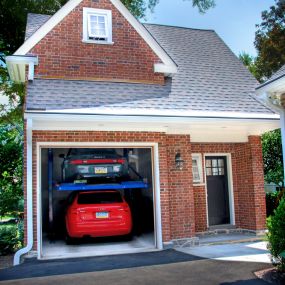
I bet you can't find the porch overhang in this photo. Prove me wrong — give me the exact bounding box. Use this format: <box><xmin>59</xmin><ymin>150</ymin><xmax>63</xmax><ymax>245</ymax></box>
<box><xmin>24</xmin><ymin>111</ymin><xmax>280</xmax><ymax>143</ymax></box>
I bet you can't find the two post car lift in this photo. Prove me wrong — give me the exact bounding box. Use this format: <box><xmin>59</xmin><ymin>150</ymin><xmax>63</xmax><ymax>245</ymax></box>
<box><xmin>47</xmin><ymin>148</ymin><xmax>149</xmax><ymax>237</ymax></box>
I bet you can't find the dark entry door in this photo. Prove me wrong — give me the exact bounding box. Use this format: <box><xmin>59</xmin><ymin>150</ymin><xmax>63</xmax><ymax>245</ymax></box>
<box><xmin>206</xmin><ymin>156</ymin><xmax>230</xmax><ymax>226</ymax></box>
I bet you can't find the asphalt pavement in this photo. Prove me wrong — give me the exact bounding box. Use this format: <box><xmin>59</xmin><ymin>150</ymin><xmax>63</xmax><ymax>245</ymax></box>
<box><xmin>0</xmin><ymin>248</ymin><xmax>272</xmax><ymax>285</ymax></box>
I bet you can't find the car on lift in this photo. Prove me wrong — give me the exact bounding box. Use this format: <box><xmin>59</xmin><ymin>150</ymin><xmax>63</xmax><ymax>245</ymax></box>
<box><xmin>60</xmin><ymin>148</ymin><xmax>129</xmax><ymax>182</ymax></box>
<box><xmin>65</xmin><ymin>190</ymin><xmax>132</xmax><ymax>243</ymax></box>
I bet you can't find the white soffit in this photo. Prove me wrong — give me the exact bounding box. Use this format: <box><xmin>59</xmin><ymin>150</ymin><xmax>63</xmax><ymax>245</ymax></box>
<box><xmin>14</xmin><ymin>0</ymin><xmax>177</xmax><ymax>75</ymax></box>
<box><xmin>26</xmin><ymin>113</ymin><xmax>280</xmax><ymax>143</ymax></box>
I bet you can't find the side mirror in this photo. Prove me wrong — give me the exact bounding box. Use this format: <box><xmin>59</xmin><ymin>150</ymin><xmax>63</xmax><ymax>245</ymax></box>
<box><xmin>59</xmin><ymin>154</ymin><xmax>65</xmax><ymax>159</ymax></box>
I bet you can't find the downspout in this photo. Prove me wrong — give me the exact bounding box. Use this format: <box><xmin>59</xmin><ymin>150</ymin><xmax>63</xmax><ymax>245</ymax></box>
<box><xmin>14</xmin><ymin>118</ymin><xmax>33</xmax><ymax>265</ymax></box>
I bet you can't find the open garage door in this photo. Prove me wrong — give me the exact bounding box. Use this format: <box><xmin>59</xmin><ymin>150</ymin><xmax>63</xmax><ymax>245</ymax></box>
<box><xmin>38</xmin><ymin>145</ymin><xmax>160</xmax><ymax>260</ymax></box>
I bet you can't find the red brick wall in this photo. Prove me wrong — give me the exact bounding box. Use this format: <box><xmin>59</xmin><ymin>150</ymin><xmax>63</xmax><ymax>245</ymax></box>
<box><xmin>27</xmin><ymin>131</ymin><xmax>197</xmax><ymax>249</ymax></box>
<box><xmin>192</xmin><ymin>138</ymin><xmax>266</xmax><ymax>232</ymax></box>
<box><xmin>166</xmin><ymin>135</ymin><xmax>195</xmax><ymax>239</ymax></box>
<box><xmin>28</xmin><ymin>0</ymin><xmax>164</xmax><ymax>84</ymax></box>
<box><xmin>24</xmin><ymin>130</ymin><xmax>266</xmax><ymax>250</ymax></box>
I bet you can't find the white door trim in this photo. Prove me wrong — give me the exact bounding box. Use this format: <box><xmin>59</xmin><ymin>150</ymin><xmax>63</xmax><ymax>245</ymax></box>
<box><xmin>203</xmin><ymin>153</ymin><xmax>235</xmax><ymax>228</ymax></box>
<box><xmin>36</xmin><ymin>141</ymin><xmax>163</xmax><ymax>259</ymax></box>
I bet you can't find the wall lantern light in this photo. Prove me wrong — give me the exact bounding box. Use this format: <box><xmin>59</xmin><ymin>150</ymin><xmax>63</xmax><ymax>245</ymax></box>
<box><xmin>175</xmin><ymin>151</ymin><xmax>184</xmax><ymax>170</ymax></box>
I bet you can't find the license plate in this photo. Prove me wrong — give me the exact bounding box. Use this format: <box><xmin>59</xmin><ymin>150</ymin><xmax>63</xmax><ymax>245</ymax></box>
<box><xmin>96</xmin><ymin>211</ymin><xmax>109</xmax><ymax>219</ymax></box>
<box><xmin>95</xmin><ymin>167</ymin><xmax>108</xmax><ymax>174</ymax></box>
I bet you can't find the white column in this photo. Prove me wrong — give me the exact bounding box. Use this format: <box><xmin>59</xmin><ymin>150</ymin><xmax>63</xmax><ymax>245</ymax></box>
<box><xmin>280</xmin><ymin>110</ymin><xmax>285</xmax><ymax>186</ymax></box>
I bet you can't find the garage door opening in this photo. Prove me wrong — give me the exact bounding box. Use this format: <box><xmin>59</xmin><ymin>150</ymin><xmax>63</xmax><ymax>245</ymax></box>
<box><xmin>39</xmin><ymin>146</ymin><xmax>159</xmax><ymax>259</ymax></box>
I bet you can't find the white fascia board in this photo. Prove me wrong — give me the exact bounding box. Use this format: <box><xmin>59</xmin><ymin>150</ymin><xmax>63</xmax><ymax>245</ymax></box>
<box><xmin>6</xmin><ymin>55</ymin><xmax>38</xmax><ymax>83</ymax></box>
<box><xmin>24</xmin><ymin>112</ymin><xmax>280</xmax><ymax>125</ymax></box>
<box><xmin>14</xmin><ymin>0</ymin><xmax>177</xmax><ymax>75</ymax></box>
<box><xmin>25</xmin><ymin>107</ymin><xmax>280</xmax><ymax>120</ymax></box>
<box><xmin>154</xmin><ymin>63</ymin><xmax>177</xmax><ymax>75</ymax></box>
<box><xmin>256</xmin><ymin>76</ymin><xmax>285</xmax><ymax>95</ymax></box>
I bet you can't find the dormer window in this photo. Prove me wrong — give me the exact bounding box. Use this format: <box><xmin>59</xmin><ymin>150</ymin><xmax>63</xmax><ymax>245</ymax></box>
<box><xmin>83</xmin><ymin>8</ymin><xmax>113</xmax><ymax>44</ymax></box>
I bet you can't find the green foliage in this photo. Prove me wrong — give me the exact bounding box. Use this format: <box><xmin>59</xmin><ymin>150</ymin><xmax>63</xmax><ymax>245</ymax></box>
<box><xmin>238</xmin><ymin>51</ymin><xmax>259</xmax><ymax>80</ymax></box>
<box><xmin>0</xmin><ymin>124</ymin><xmax>23</xmax><ymax>217</ymax></box>
<box><xmin>0</xmin><ymin>0</ymin><xmax>69</xmax><ymax>59</ymax></box>
<box><xmin>0</xmin><ymin>222</ymin><xmax>23</xmax><ymax>255</ymax></box>
<box><xmin>266</xmin><ymin>190</ymin><xmax>284</xmax><ymax>216</ymax></box>
<box><xmin>267</xmin><ymin>198</ymin><xmax>285</xmax><ymax>271</ymax></box>
<box><xmin>262</xmin><ymin>129</ymin><xmax>283</xmax><ymax>187</ymax></box>
<box><xmin>191</xmin><ymin>0</ymin><xmax>215</xmax><ymax>14</ymax></box>
<box><xmin>254</xmin><ymin>0</ymin><xmax>285</xmax><ymax>82</ymax></box>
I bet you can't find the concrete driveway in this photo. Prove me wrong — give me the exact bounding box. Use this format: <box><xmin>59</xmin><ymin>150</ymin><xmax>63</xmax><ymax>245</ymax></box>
<box><xmin>176</xmin><ymin>241</ymin><xmax>271</xmax><ymax>264</ymax></box>
<box><xmin>0</xmin><ymin>242</ymin><xmax>272</xmax><ymax>285</ymax></box>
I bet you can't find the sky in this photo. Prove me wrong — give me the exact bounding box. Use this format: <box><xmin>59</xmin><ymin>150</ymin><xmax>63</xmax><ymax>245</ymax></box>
<box><xmin>145</xmin><ymin>0</ymin><xmax>275</xmax><ymax>56</ymax></box>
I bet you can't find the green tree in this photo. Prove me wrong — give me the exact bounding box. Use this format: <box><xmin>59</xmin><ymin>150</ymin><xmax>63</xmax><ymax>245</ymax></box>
<box><xmin>0</xmin><ymin>124</ymin><xmax>23</xmax><ymax>217</ymax></box>
<box><xmin>238</xmin><ymin>51</ymin><xmax>258</xmax><ymax>79</ymax></box>
<box><xmin>262</xmin><ymin>129</ymin><xmax>284</xmax><ymax>187</ymax></box>
<box><xmin>254</xmin><ymin>0</ymin><xmax>285</xmax><ymax>82</ymax></box>
<box><xmin>267</xmin><ymin>197</ymin><xmax>285</xmax><ymax>271</ymax></box>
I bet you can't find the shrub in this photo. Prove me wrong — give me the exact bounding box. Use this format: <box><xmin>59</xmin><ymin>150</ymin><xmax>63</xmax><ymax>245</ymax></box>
<box><xmin>0</xmin><ymin>221</ymin><xmax>23</xmax><ymax>255</ymax></box>
<box><xmin>267</xmin><ymin>198</ymin><xmax>285</xmax><ymax>271</ymax></box>
<box><xmin>266</xmin><ymin>190</ymin><xmax>284</xmax><ymax>216</ymax></box>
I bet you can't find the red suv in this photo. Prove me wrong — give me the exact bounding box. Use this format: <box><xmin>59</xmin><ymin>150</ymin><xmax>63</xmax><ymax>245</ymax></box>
<box><xmin>65</xmin><ymin>190</ymin><xmax>132</xmax><ymax>242</ymax></box>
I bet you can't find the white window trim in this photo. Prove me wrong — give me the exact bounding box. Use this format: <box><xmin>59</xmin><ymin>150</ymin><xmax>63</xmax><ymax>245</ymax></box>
<box><xmin>192</xmin><ymin>153</ymin><xmax>203</xmax><ymax>184</ymax></box>
<box><xmin>83</xmin><ymin>7</ymin><xmax>113</xmax><ymax>44</ymax></box>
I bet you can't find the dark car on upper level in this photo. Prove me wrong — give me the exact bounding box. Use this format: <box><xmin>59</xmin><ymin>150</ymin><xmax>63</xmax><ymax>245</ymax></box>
<box><xmin>61</xmin><ymin>148</ymin><xmax>129</xmax><ymax>182</ymax></box>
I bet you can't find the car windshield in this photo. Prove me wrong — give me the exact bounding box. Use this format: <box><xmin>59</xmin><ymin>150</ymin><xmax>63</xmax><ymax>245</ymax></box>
<box><xmin>77</xmin><ymin>192</ymin><xmax>123</xmax><ymax>204</ymax></box>
<box><xmin>69</xmin><ymin>148</ymin><xmax>117</xmax><ymax>156</ymax></box>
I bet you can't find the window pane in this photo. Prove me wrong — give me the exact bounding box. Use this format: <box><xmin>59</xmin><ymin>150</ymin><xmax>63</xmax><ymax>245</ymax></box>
<box><xmin>206</xmin><ymin>160</ymin><xmax>211</xmax><ymax>167</ymax></box>
<box><xmin>98</xmin><ymin>22</ymin><xmax>105</xmax><ymax>29</ymax></box>
<box><xmin>218</xmin><ymin>168</ymin><xmax>224</xmax><ymax>175</ymax></box>
<box><xmin>212</xmin><ymin>168</ymin><xmax>218</xmax><ymax>176</ymax></box>
<box><xmin>89</xmin><ymin>15</ymin><xmax>98</xmax><ymax>23</ymax></box>
<box><xmin>206</xmin><ymin>168</ymin><xmax>212</xmax><ymax>176</ymax></box>
<box><xmin>98</xmin><ymin>15</ymin><xmax>105</xmax><ymax>22</ymax></box>
<box><xmin>192</xmin><ymin>166</ymin><xmax>200</xmax><ymax>180</ymax></box>
<box><xmin>212</xmin><ymin>159</ymin><xmax>218</xmax><ymax>167</ymax></box>
<box><xmin>192</xmin><ymin>159</ymin><xmax>198</xmax><ymax>166</ymax></box>
<box><xmin>218</xmin><ymin>159</ymin><xmax>224</xmax><ymax>167</ymax></box>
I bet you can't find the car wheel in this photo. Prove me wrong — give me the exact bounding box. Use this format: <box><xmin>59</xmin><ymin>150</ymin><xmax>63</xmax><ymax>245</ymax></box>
<box><xmin>122</xmin><ymin>233</ymin><xmax>133</xmax><ymax>242</ymax></box>
<box><xmin>65</xmin><ymin>234</ymin><xmax>79</xmax><ymax>245</ymax></box>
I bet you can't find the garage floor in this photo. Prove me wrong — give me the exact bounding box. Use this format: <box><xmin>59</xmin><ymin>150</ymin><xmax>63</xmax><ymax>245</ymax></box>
<box><xmin>41</xmin><ymin>233</ymin><xmax>155</xmax><ymax>260</ymax></box>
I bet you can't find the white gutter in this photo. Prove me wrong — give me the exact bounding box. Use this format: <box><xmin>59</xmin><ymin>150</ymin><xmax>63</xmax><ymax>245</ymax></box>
<box><xmin>6</xmin><ymin>56</ymin><xmax>38</xmax><ymax>83</ymax></box>
<box><xmin>24</xmin><ymin>109</ymin><xmax>280</xmax><ymax>120</ymax></box>
<box><xmin>14</xmin><ymin>118</ymin><xmax>33</xmax><ymax>265</ymax></box>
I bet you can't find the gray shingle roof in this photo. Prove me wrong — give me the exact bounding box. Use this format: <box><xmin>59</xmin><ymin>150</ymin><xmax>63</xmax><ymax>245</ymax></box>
<box><xmin>27</xmin><ymin>79</ymin><xmax>171</xmax><ymax>110</ymax></box>
<box><xmin>25</xmin><ymin>13</ymin><xmax>51</xmax><ymax>40</ymax></box>
<box><xmin>257</xmin><ymin>64</ymin><xmax>285</xmax><ymax>90</ymax></box>
<box><xmin>25</xmin><ymin>15</ymin><xmax>275</xmax><ymax>116</ymax></box>
<box><xmin>270</xmin><ymin>64</ymin><xmax>285</xmax><ymax>81</ymax></box>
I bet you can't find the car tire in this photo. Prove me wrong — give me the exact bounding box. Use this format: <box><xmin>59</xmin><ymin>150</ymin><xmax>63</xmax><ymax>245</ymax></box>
<box><xmin>122</xmin><ymin>232</ymin><xmax>133</xmax><ymax>242</ymax></box>
<box><xmin>65</xmin><ymin>234</ymin><xmax>79</xmax><ymax>245</ymax></box>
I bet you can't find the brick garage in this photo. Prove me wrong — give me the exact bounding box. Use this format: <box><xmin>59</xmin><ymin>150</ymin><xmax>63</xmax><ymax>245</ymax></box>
<box><xmin>24</xmin><ymin>129</ymin><xmax>266</xmax><ymax>252</ymax></box>
<box><xmin>9</xmin><ymin>0</ymin><xmax>279</xmax><ymax>264</ymax></box>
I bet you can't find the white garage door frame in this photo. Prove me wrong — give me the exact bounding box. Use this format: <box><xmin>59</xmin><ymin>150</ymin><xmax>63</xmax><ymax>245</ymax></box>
<box><xmin>36</xmin><ymin>142</ymin><xmax>163</xmax><ymax>259</ymax></box>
